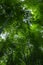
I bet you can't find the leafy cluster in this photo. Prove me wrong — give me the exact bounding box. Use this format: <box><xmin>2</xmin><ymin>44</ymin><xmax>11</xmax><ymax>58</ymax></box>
<box><xmin>0</xmin><ymin>0</ymin><xmax>43</xmax><ymax>65</ymax></box>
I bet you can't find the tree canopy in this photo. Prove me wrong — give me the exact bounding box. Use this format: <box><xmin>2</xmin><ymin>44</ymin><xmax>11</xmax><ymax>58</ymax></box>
<box><xmin>0</xmin><ymin>0</ymin><xmax>43</xmax><ymax>65</ymax></box>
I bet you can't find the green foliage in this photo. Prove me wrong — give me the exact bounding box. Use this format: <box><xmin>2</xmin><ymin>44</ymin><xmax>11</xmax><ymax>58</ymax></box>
<box><xmin>0</xmin><ymin>0</ymin><xmax>43</xmax><ymax>65</ymax></box>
